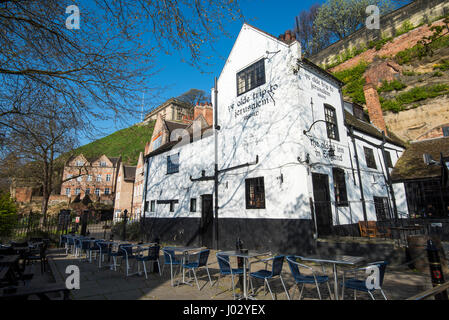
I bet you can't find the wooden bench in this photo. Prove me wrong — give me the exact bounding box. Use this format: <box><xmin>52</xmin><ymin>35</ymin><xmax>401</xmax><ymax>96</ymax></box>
<box><xmin>358</xmin><ymin>221</ymin><xmax>391</xmax><ymax>238</ymax></box>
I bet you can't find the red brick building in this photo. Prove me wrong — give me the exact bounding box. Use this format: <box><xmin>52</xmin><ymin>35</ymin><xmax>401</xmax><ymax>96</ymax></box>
<box><xmin>60</xmin><ymin>154</ymin><xmax>121</xmax><ymax>201</ymax></box>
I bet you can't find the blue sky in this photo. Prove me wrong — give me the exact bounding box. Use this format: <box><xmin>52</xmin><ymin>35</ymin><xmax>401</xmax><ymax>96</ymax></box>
<box><xmin>80</xmin><ymin>0</ymin><xmax>323</xmax><ymax>146</ymax></box>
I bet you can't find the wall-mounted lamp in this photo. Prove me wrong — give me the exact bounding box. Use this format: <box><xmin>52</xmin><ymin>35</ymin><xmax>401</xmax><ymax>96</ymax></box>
<box><xmin>277</xmin><ymin>173</ymin><xmax>284</xmax><ymax>184</ymax></box>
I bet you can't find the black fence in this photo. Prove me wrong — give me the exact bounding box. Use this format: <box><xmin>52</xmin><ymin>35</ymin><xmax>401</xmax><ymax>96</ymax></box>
<box><xmin>10</xmin><ymin>210</ymin><xmax>115</xmax><ymax>242</ymax></box>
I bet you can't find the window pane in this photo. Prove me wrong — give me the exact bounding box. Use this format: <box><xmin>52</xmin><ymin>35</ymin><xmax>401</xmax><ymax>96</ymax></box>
<box><xmin>333</xmin><ymin>168</ymin><xmax>348</xmax><ymax>206</ymax></box>
<box><xmin>245</xmin><ymin>177</ymin><xmax>265</xmax><ymax>209</ymax></box>
<box><xmin>324</xmin><ymin>105</ymin><xmax>339</xmax><ymax>141</ymax></box>
<box><xmin>236</xmin><ymin>59</ymin><xmax>265</xmax><ymax>96</ymax></box>
<box><xmin>364</xmin><ymin>147</ymin><xmax>377</xmax><ymax>169</ymax></box>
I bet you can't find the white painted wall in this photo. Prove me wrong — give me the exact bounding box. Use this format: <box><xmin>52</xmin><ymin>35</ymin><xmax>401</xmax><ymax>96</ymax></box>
<box><xmin>143</xmin><ymin>23</ymin><xmax>409</xmax><ymax>230</ymax></box>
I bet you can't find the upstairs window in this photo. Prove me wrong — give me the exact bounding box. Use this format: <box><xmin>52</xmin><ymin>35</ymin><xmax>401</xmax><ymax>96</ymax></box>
<box><xmin>106</xmin><ymin>174</ymin><xmax>111</xmax><ymax>182</ymax></box>
<box><xmin>104</xmin><ymin>188</ymin><xmax>110</xmax><ymax>195</ymax></box>
<box><xmin>87</xmin><ymin>175</ymin><xmax>92</xmax><ymax>182</ymax></box>
<box><xmin>237</xmin><ymin>59</ymin><xmax>265</xmax><ymax>96</ymax></box>
<box><xmin>324</xmin><ymin>104</ymin><xmax>339</xmax><ymax>141</ymax></box>
<box><xmin>76</xmin><ymin>160</ymin><xmax>84</xmax><ymax>166</ymax></box>
<box><xmin>65</xmin><ymin>188</ymin><xmax>70</xmax><ymax>196</ymax></box>
<box><xmin>95</xmin><ymin>188</ymin><xmax>100</xmax><ymax>196</ymax></box>
<box><xmin>100</xmin><ymin>161</ymin><xmax>107</xmax><ymax>167</ymax></box>
<box><xmin>384</xmin><ymin>150</ymin><xmax>393</xmax><ymax>168</ymax></box>
<box><xmin>75</xmin><ymin>188</ymin><xmax>80</xmax><ymax>195</ymax></box>
<box><xmin>245</xmin><ymin>177</ymin><xmax>266</xmax><ymax>209</ymax></box>
<box><xmin>443</xmin><ymin>126</ymin><xmax>449</xmax><ymax>137</ymax></box>
<box><xmin>150</xmin><ymin>200</ymin><xmax>155</xmax><ymax>212</ymax></box>
<box><xmin>332</xmin><ymin>168</ymin><xmax>348</xmax><ymax>207</ymax></box>
<box><xmin>96</xmin><ymin>175</ymin><xmax>102</xmax><ymax>182</ymax></box>
<box><xmin>364</xmin><ymin>147</ymin><xmax>377</xmax><ymax>169</ymax></box>
<box><xmin>167</xmin><ymin>153</ymin><xmax>180</xmax><ymax>174</ymax></box>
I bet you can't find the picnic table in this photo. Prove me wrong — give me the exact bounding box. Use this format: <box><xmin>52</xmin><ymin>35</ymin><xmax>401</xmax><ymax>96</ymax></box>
<box><xmin>0</xmin><ymin>283</ymin><xmax>70</xmax><ymax>300</ymax></box>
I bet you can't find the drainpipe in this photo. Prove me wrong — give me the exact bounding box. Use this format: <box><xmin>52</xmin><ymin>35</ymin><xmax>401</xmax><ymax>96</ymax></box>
<box><xmin>381</xmin><ymin>131</ymin><xmax>398</xmax><ymax>220</ymax></box>
<box><xmin>213</xmin><ymin>77</ymin><xmax>219</xmax><ymax>250</ymax></box>
<box><xmin>141</xmin><ymin>157</ymin><xmax>150</xmax><ymax>238</ymax></box>
<box><xmin>349</xmin><ymin>126</ymin><xmax>368</xmax><ymax>222</ymax></box>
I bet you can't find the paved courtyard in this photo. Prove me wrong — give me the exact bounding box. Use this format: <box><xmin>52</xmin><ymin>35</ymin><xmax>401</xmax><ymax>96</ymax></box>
<box><xmin>45</xmin><ymin>247</ymin><xmax>435</xmax><ymax>300</ymax></box>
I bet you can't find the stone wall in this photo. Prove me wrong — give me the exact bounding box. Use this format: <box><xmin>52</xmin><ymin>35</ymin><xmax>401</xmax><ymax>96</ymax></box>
<box><xmin>310</xmin><ymin>0</ymin><xmax>449</xmax><ymax>67</ymax></box>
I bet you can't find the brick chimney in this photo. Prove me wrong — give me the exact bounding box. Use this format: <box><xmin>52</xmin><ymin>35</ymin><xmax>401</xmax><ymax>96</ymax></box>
<box><xmin>363</xmin><ymin>76</ymin><xmax>387</xmax><ymax>135</ymax></box>
<box><xmin>278</xmin><ymin>30</ymin><xmax>296</xmax><ymax>44</ymax></box>
<box><xmin>194</xmin><ymin>102</ymin><xmax>213</xmax><ymax>126</ymax></box>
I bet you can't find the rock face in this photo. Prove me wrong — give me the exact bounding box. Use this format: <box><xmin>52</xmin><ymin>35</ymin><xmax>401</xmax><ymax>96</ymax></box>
<box><xmin>384</xmin><ymin>96</ymin><xmax>449</xmax><ymax>142</ymax></box>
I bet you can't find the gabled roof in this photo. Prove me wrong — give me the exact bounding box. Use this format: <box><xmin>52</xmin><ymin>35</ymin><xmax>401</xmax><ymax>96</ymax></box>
<box><xmin>164</xmin><ymin>120</ymin><xmax>189</xmax><ymax>134</ymax></box>
<box><xmin>123</xmin><ymin>166</ymin><xmax>136</xmax><ymax>182</ymax></box>
<box><xmin>344</xmin><ymin>110</ymin><xmax>405</xmax><ymax>148</ymax></box>
<box><xmin>391</xmin><ymin>137</ymin><xmax>449</xmax><ymax>182</ymax></box>
<box><xmin>145</xmin><ymin>124</ymin><xmax>214</xmax><ymax>158</ymax></box>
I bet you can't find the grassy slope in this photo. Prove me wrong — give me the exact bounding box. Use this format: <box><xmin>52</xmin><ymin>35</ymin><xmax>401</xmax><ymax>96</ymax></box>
<box><xmin>71</xmin><ymin>121</ymin><xmax>155</xmax><ymax>166</ymax></box>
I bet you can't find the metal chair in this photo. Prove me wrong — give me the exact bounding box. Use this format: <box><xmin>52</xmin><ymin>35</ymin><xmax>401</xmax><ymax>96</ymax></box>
<box><xmin>96</xmin><ymin>241</ymin><xmax>111</xmax><ymax>268</ymax></box>
<box><xmin>215</xmin><ymin>253</ymin><xmax>246</xmax><ymax>300</ymax></box>
<box><xmin>136</xmin><ymin>245</ymin><xmax>161</xmax><ymax>279</ymax></box>
<box><xmin>162</xmin><ymin>248</ymin><xmax>182</xmax><ymax>286</ymax></box>
<box><xmin>249</xmin><ymin>255</ymin><xmax>290</xmax><ymax>300</ymax></box>
<box><xmin>120</xmin><ymin>244</ymin><xmax>137</xmax><ymax>276</ymax></box>
<box><xmin>341</xmin><ymin>261</ymin><xmax>388</xmax><ymax>300</ymax></box>
<box><xmin>182</xmin><ymin>249</ymin><xmax>213</xmax><ymax>290</ymax></box>
<box><xmin>110</xmin><ymin>243</ymin><xmax>130</xmax><ymax>271</ymax></box>
<box><xmin>286</xmin><ymin>255</ymin><xmax>333</xmax><ymax>300</ymax></box>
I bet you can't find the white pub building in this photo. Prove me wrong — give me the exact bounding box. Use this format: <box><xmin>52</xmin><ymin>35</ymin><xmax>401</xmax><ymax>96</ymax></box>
<box><xmin>141</xmin><ymin>24</ymin><xmax>409</xmax><ymax>253</ymax></box>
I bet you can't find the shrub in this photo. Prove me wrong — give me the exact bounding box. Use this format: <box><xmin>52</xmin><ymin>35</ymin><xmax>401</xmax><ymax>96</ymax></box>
<box><xmin>381</xmin><ymin>84</ymin><xmax>449</xmax><ymax>112</ymax></box>
<box><xmin>434</xmin><ymin>60</ymin><xmax>449</xmax><ymax>71</ymax></box>
<box><xmin>396</xmin><ymin>35</ymin><xmax>449</xmax><ymax>65</ymax></box>
<box><xmin>333</xmin><ymin>61</ymin><xmax>369</xmax><ymax>104</ymax></box>
<box><xmin>378</xmin><ymin>80</ymin><xmax>407</xmax><ymax>92</ymax></box>
<box><xmin>111</xmin><ymin>221</ymin><xmax>142</xmax><ymax>241</ymax></box>
<box><xmin>395</xmin><ymin>21</ymin><xmax>415</xmax><ymax>37</ymax></box>
<box><xmin>0</xmin><ymin>192</ymin><xmax>18</xmax><ymax>238</ymax></box>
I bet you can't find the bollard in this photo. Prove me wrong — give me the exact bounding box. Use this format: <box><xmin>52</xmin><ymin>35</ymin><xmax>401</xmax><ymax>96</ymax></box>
<box><xmin>236</xmin><ymin>237</ymin><xmax>244</xmax><ymax>292</ymax></box>
<box><xmin>427</xmin><ymin>239</ymin><xmax>449</xmax><ymax>300</ymax></box>
<box><xmin>123</xmin><ymin>209</ymin><xmax>128</xmax><ymax>241</ymax></box>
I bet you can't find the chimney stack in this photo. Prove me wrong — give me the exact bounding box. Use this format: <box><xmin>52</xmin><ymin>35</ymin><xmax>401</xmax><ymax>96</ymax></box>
<box><xmin>363</xmin><ymin>76</ymin><xmax>387</xmax><ymax>135</ymax></box>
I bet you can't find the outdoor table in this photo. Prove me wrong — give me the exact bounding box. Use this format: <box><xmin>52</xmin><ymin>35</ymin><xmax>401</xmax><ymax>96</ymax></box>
<box><xmin>219</xmin><ymin>250</ymin><xmax>270</xmax><ymax>300</ymax></box>
<box><xmin>299</xmin><ymin>255</ymin><xmax>365</xmax><ymax>300</ymax></box>
<box><xmin>164</xmin><ymin>246</ymin><xmax>204</xmax><ymax>287</ymax></box>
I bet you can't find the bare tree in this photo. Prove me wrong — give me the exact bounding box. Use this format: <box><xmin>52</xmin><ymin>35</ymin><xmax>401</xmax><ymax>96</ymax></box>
<box><xmin>294</xmin><ymin>3</ymin><xmax>330</xmax><ymax>57</ymax></box>
<box><xmin>1</xmin><ymin>89</ymin><xmax>82</xmax><ymax>222</ymax></box>
<box><xmin>0</xmin><ymin>0</ymin><xmax>244</xmax><ymax>134</ymax></box>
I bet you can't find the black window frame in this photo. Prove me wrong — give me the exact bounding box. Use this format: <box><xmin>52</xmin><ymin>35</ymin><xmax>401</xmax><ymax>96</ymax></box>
<box><xmin>245</xmin><ymin>177</ymin><xmax>266</xmax><ymax>209</ymax></box>
<box><xmin>169</xmin><ymin>201</ymin><xmax>175</xmax><ymax>212</ymax></box>
<box><xmin>167</xmin><ymin>153</ymin><xmax>180</xmax><ymax>174</ymax></box>
<box><xmin>332</xmin><ymin>168</ymin><xmax>348</xmax><ymax>207</ymax></box>
<box><xmin>324</xmin><ymin>104</ymin><xmax>339</xmax><ymax>141</ymax></box>
<box><xmin>236</xmin><ymin>59</ymin><xmax>266</xmax><ymax>96</ymax></box>
<box><xmin>384</xmin><ymin>150</ymin><xmax>393</xmax><ymax>168</ymax></box>
<box><xmin>364</xmin><ymin>147</ymin><xmax>377</xmax><ymax>169</ymax></box>
<box><xmin>150</xmin><ymin>200</ymin><xmax>155</xmax><ymax>212</ymax></box>
<box><xmin>443</xmin><ymin>126</ymin><xmax>449</xmax><ymax>137</ymax></box>
<box><xmin>373</xmin><ymin>196</ymin><xmax>392</xmax><ymax>221</ymax></box>
<box><xmin>190</xmin><ymin>198</ymin><xmax>197</xmax><ymax>212</ymax></box>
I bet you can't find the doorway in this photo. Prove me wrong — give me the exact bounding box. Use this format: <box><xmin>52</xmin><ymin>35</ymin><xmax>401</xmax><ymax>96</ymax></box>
<box><xmin>200</xmin><ymin>194</ymin><xmax>214</xmax><ymax>248</ymax></box>
<box><xmin>312</xmin><ymin>173</ymin><xmax>333</xmax><ymax>236</ymax></box>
